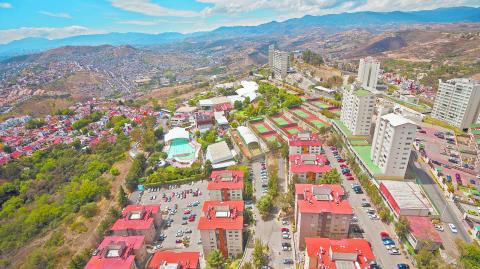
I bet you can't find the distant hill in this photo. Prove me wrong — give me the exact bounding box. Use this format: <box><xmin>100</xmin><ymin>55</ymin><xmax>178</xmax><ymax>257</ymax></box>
<box><xmin>0</xmin><ymin>6</ymin><xmax>479</xmax><ymax>58</ymax></box>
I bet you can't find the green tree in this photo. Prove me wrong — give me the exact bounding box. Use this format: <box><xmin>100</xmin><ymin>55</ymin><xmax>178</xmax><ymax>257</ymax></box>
<box><xmin>319</xmin><ymin>169</ymin><xmax>341</xmax><ymax>184</ymax></box>
<box><xmin>69</xmin><ymin>248</ymin><xmax>92</xmax><ymax>269</ymax></box>
<box><xmin>252</xmin><ymin>239</ymin><xmax>267</xmax><ymax>268</ymax></box>
<box><xmin>204</xmin><ymin>160</ymin><xmax>213</xmax><ymax>177</ymax></box>
<box><xmin>234</xmin><ymin>100</ymin><xmax>243</xmax><ymax>110</ymax></box>
<box><xmin>154</xmin><ymin>127</ymin><xmax>164</xmax><ymax>139</ymax></box>
<box><xmin>206</xmin><ymin>249</ymin><xmax>226</xmax><ymax>269</ymax></box>
<box><xmin>241</xmin><ymin>262</ymin><xmax>254</xmax><ymax>269</ymax></box>
<box><xmin>394</xmin><ymin>216</ymin><xmax>410</xmax><ymax>240</ymax></box>
<box><xmin>256</xmin><ymin>194</ymin><xmax>273</xmax><ymax>217</ymax></box>
<box><xmin>118</xmin><ymin>186</ymin><xmax>128</xmax><ymax>207</ymax></box>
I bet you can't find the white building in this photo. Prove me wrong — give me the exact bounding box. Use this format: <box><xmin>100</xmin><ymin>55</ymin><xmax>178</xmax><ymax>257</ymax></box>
<box><xmin>431</xmin><ymin>78</ymin><xmax>480</xmax><ymax>129</ymax></box>
<box><xmin>340</xmin><ymin>85</ymin><xmax>375</xmax><ymax>136</ymax></box>
<box><xmin>371</xmin><ymin>113</ymin><xmax>416</xmax><ymax>178</ymax></box>
<box><xmin>357</xmin><ymin>57</ymin><xmax>380</xmax><ymax>91</ymax></box>
<box><xmin>268</xmin><ymin>44</ymin><xmax>290</xmax><ymax>78</ymax></box>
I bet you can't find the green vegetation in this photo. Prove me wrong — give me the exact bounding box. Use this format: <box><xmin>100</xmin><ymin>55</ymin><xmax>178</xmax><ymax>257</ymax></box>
<box><xmin>55</xmin><ymin>108</ymin><xmax>75</xmax><ymax>116</ymax></box>
<box><xmin>125</xmin><ymin>153</ymin><xmax>147</xmax><ymax>192</ymax></box>
<box><xmin>256</xmin><ymin>194</ymin><xmax>273</xmax><ymax>218</ymax></box>
<box><xmin>206</xmin><ymin>249</ymin><xmax>227</xmax><ymax>269</ymax></box>
<box><xmin>394</xmin><ymin>216</ymin><xmax>410</xmax><ymax>240</ymax></box>
<box><xmin>106</xmin><ymin>115</ymin><xmax>131</xmax><ymax>134</ymax></box>
<box><xmin>316</xmin><ymin>76</ymin><xmax>343</xmax><ymax>89</ymax></box>
<box><xmin>252</xmin><ymin>239</ymin><xmax>269</xmax><ymax>268</ymax></box>
<box><xmin>25</xmin><ymin>118</ymin><xmax>46</xmax><ymax>129</ymax></box>
<box><xmin>72</xmin><ymin>111</ymin><xmax>103</xmax><ymax>130</ymax></box>
<box><xmin>188</xmin><ymin>91</ymin><xmax>216</xmax><ymax>106</ymax></box>
<box><xmin>423</xmin><ymin>116</ymin><xmax>464</xmax><ymax>135</ymax></box>
<box><xmin>302</xmin><ymin>49</ymin><xmax>324</xmax><ymax>66</ymax></box>
<box><xmin>318</xmin><ymin>169</ymin><xmax>341</xmax><ymax>184</ymax></box>
<box><xmin>0</xmin><ymin>134</ymin><xmax>129</xmax><ymax>263</ymax></box>
<box><xmin>146</xmin><ymin>162</ymin><xmax>204</xmax><ymax>185</ymax></box>
<box><xmin>198</xmin><ymin>129</ymin><xmax>218</xmax><ymax>149</ymax></box>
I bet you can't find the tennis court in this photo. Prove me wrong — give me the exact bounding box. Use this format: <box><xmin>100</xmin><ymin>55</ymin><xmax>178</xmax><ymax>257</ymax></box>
<box><xmin>253</xmin><ymin>123</ymin><xmax>269</xmax><ymax>133</ymax></box>
<box><xmin>272</xmin><ymin>117</ymin><xmax>290</xmax><ymax>126</ymax></box>
<box><xmin>293</xmin><ymin>110</ymin><xmax>308</xmax><ymax>118</ymax></box>
<box><xmin>286</xmin><ymin>127</ymin><xmax>300</xmax><ymax>134</ymax></box>
<box><xmin>313</xmin><ymin>102</ymin><xmax>329</xmax><ymax>109</ymax></box>
<box><xmin>311</xmin><ymin>120</ymin><xmax>326</xmax><ymax>128</ymax></box>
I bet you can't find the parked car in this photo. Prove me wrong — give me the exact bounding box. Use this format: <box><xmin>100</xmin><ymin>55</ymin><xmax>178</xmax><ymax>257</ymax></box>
<box><xmin>283</xmin><ymin>259</ymin><xmax>294</xmax><ymax>264</ymax></box>
<box><xmin>347</xmin><ymin>177</ymin><xmax>355</xmax><ymax>181</ymax></box>
<box><xmin>448</xmin><ymin>223</ymin><xmax>458</xmax><ymax>233</ymax></box>
<box><xmin>361</xmin><ymin>202</ymin><xmax>371</xmax><ymax>207</ymax></box>
<box><xmin>282</xmin><ymin>234</ymin><xmax>291</xmax><ymax>239</ymax></box>
<box><xmin>434</xmin><ymin>224</ymin><xmax>444</xmax><ymax>232</ymax></box>
<box><xmin>281</xmin><ymin>228</ymin><xmax>289</xmax><ymax>232</ymax></box>
<box><xmin>397</xmin><ymin>264</ymin><xmax>410</xmax><ymax>269</ymax></box>
<box><xmin>382</xmin><ymin>238</ymin><xmax>395</xmax><ymax>245</ymax></box>
<box><xmin>389</xmin><ymin>247</ymin><xmax>400</xmax><ymax>255</ymax></box>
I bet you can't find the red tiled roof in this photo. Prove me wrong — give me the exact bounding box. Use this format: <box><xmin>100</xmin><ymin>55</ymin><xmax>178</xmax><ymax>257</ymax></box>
<box><xmin>98</xmin><ymin>235</ymin><xmax>145</xmax><ymax>250</ymax></box>
<box><xmin>110</xmin><ymin>205</ymin><xmax>160</xmax><ymax>231</ymax></box>
<box><xmin>305</xmin><ymin>238</ymin><xmax>376</xmax><ymax>269</ymax></box>
<box><xmin>295</xmin><ymin>184</ymin><xmax>352</xmax><ymax>215</ymax></box>
<box><xmin>289</xmin><ymin>133</ymin><xmax>322</xmax><ymax>147</ymax></box>
<box><xmin>208</xmin><ymin>170</ymin><xmax>244</xmax><ymax>190</ymax></box>
<box><xmin>123</xmin><ymin>204</ymin><xmax>160</xmax><ymax>215</ymax></box>
<box><xmin>198</xmin><ymin>200</ymin><xmax>244</xmax><ymax>230</ymax></box>
<box><xmin>289</xmin><ymin>154</ymin><xmax>331</xmax><ymax>173</ymax></box>
<box><xmin>85</xmin><ymin>255</ymin><xmax>135</xmax><ymax>269</ymax></box>
<box><xmin>406</xmin><ymin>216</ymin><xmax>442</xmax><ymax>243</ymax></box>
<box><xmin>148</xmin><ymin>251</ymin><xmax>200</xmax><ymax>269</ymax></box>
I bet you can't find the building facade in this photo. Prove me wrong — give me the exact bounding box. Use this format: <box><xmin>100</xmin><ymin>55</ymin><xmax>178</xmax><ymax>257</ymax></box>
<box><xmin>208</xmin><ymin>170</ymin><xmax>244</xmax><ymax>201</ymax></box>
<box><xmin>295</xmin><ymin>184</ymin><xmax>353</xmax><ymax>250</ymax></box>
<box><xmin>148</xmin><ymin>251</ymin><xmax>200</xmax><ymax>269</ymax></box>
<box><xmin>340</xmin><ymin>85</ymin><xmax>375</xmax><ymax>136</ymax></box>
<box><xmin>110</xmin><ymin>205</ymin><xmax>161</xmax><ymax>243</ymax></box>
<box><xmin>288</xmin><ymin>132</ymin><xmax>323</xmax><ymax>155</ymax></box>
<box><xmin>357</xmin><ymin>57</ymin><xmax>380</xmax><ymax>91</ymax></box>
<box><xmin>371</xmin><ymin>113</ymin><xmax>416</xmax><ymax>178</ymax></box>
<box><xmin>85</xmin><ymin>236</ymin><xmax>146</xmax><ymax>269</ymax></box>
<box><xmin>198</xmin><ymin>200</ymin><xmax>244</xmax><ymax>258</ymax></box>
<box><xmin>431</xmin><ymin>78</ymin><xmax>480</xmax><ymax>129</ymax></box>
<box><xmin>268</xmin><ymin>44</ymin><xmax>290</xmax><ymax>78</ymax></box>
<box><xmin>289</xmin><ymin>154</ymin><xmax>331</xmax><ymax>183</ymax></box>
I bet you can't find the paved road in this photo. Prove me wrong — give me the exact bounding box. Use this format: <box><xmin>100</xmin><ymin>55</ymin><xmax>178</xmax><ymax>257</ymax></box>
<box><xmin>324</xmin><ymin>147</ymin><xmax>413</xmax><ymax>269</ymax></box>
<box><xmin>243</xmin><ymin>158</ymin><xmax>294</xmax><ymax>269</ymax></box>
<box><xmin>409</xmin><ymin>151</ymin><xmax>471</xmax><ymax>243</ymax></box>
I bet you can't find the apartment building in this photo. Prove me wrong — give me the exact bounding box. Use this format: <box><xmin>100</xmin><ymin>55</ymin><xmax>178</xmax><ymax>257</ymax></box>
<box><xmin>371</xmin><ymin>113</ymin><xmax>416</xmax><ymax>178</ymax></box>
<box><xmin>110</xmin><ymin>205</ymin><xmax>162</xmax><ymax>243</ymax></box>
<box><xmin>268</xmin><ymin>44</ymin><xmax>290</xmax><ymax>78</ymax></box>
<box><xmin>295</xmin><ymin>184</ymin><xmax>353</xmax><ymax>250</ymax></box>
<box><xmin>208</xmin><ymin>170</ymin><xmax>244</xmax><ymax>201</ymax></box>
<box><xmin>85</xmin><ymin>235</ymin><xmax>146</xmax><ymax>269</ymax></box>
<box><xmin>289</xmin><ymin>154</ymin><xmax>331</xmax><ymax>183</ymax></box>
<box><xmin>288</xmin><ymin>132</ymin><xmax>323</xmax><ymax>155</ymax></box>
<box><xmin>431</xmin><ymin>78</ymin><xmax>480</xmax><ymax>129</ymax></box>
<box><xmin>340</xmin><ymin>85</ymin><xmax>375</xmax><ymax>136</ymax></box>
<box><xmin>198</xmin><ymin>200</ymin><xmax>244</xmax><ymax>258</ymax></box>
<box><xmin>304</xmin><ymin>238</ymin><xmax>376</xmax><ymax>269</ymax></box>
<box><xmin>357</xmin><ymin>57</ymin><xmax>380</xmax><ymax>91</ymax></box>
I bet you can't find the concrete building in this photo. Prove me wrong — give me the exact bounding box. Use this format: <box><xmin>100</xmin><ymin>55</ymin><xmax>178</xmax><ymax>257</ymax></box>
<box><xmin>371</xmin><ymin>113</ymin><xmax>416</xmax><ymax>178</ymax></box>
<box><xmin>205</xmin><ymin>141</ymin><xmax>237</xmax><ymax>169</ymax></box>
<box><xmin>208</xmin><ymin>170</ymin><xmax>244</xmax><ymax>201</ymax></box>
<box><xmin>431</xmin><ymin>78</ymin><xmax>480</xmax><ymax>129</ymax></box>
<box><xmin>85</xmin><ymin>235</ymin><xmax>146</xmax><ymax>269</ymax></box>
<box><xmin>110</xmin><ymin>205</ymin><xmax>162</xmax><ymax>243</ymax></box>
<box><xmin>268</xmin><ymin>44</ymin><xmax>290</xmax><ymax>78</ymax></box>
<box><xmin>289</xmin><ymin>154</ymin><xmax>331</xmax><ymax>183</ymax></box>
<box><xmin>357</xmin><ymin>57</ymin><xmax>380</xmax><ymax>91</ymax></box>
<box><xmin>198</xmin><ymin>200</ymin><xmax>244</xmax><ymax>258</ymax></box>
<box><xmin>288</xmin><ymin>133</ymin><xmax>323</xmax><ymax>155</ymax></box>
<box><xmin>379</xmin><ymin>180</ymin><xmax>431</xmax><ymax>217</ymax></box>
<box><xmin>340</xmin><ymin>85</ymin><xmax>375</xmax><ymax>136</ymax></box>
<box><xmin>304</xmin><ymin>238</ymin><xmax>376</xmax><ymax>269</ymax></box>
<box><xmin>148</xmin><ymin>251</ymin><xmax>200</xmax><ymax>269</ymax></box>
<box><xmin>295</xmin><ymin>184</ymin><xmax>353</xmax><ymax>250</ymax></box>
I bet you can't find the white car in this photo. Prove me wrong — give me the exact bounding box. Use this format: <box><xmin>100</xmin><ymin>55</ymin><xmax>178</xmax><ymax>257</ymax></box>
<box><xmin>434</xmin><ymin>224</ymin><xmax>444</xmax><ymax>232</ymax></box>
<box><xmin>282</xmin><ymin>234</ymin><xmax>291</xmax><ymax>239</ymax></box>
<box><xmin>448</xmin><ymin>223</ymin><xmax>458</xmax><ymax>233</ymax></box>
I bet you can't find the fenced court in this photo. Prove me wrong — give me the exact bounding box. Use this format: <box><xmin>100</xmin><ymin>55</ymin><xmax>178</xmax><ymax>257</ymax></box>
<box><xmin>293</xmin><ymin>109</ymin><xmax>309</xmax><ymax>118</ymax></box>
<box><xmin>313</xmin><ymin>102</ymin><xmax>330</xmax><ymax>109</ymax></box>
<box><xmin>252</xmin><ymin>122</ymin><xmax>270</xmax><ymax>134</ymax></box>
<box><xmin>272</xmin><ymin>116</ymin><xmax>290</xmax><ymax>126</ymax></box>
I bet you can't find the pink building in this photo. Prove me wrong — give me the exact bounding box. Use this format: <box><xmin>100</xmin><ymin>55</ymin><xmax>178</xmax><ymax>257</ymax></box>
<box><xmin>208</xmin><ymin>170</ymin><xmax>244</xmax><ymax>201</ymax></box>
<box><xmin>85</xmin><ymin>235</ymin><xmax>146</xmax><ymax>269</ymax></box>
<box><xmin>289</xmin><ymin>154</ymin><xmax>331</xmax><ymax>183</ymax></box>
<box><xmin>148</xmin><ymin>251</ymin><xmax>200</xmax><ymax>269</ymax></box>
<box><xmin>295</xmin><ymin>184</ymin><xmax>353</xmax><ymax>250</ymax></box>
<box><xmin>110</xmin><ymin>205</ymin><xmax>161</xmax><ymax>243</ymax></box>
<box><xmin>288</xmin><ymin>133</ymin><xmax>323</xmax><ymax>155</ymax></box>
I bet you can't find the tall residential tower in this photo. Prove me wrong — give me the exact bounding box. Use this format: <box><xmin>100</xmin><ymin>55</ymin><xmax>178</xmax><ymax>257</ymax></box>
<box><xmin>357</xmin><ymin>57</ymin><xmax>380</xmax><ymax>91</ymax></box>
<box><xmin>340</xmin><ymin>85</ymin><xmax>375</xmax><ymax>136</ymax></box>
<box><xmin>268</xmin><ymin>44</ymin><xmax>290</xmax><ymax>78</ymax></box>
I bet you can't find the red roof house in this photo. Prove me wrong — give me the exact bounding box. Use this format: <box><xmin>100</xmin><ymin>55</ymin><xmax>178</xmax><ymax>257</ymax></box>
<box><xmin>405</xmin><ymin>216</ymin><xmax>442</xmax><ymax>250</ymax></box>
<box><xmin>148</xmin><ymin>251</ymin><xmax>200</xmax><ymax>269</ymax></box>
<box><xmin>85</xmin><ymin>235</ymin><xmax>146</xmax><ymax>269</ymax></box>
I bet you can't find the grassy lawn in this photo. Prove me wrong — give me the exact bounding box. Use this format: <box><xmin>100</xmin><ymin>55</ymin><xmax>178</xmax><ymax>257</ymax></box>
<box><xmin>423</xmin><ymin>116</ymin><xmax>465</xmax><ymax>135</ymax></box>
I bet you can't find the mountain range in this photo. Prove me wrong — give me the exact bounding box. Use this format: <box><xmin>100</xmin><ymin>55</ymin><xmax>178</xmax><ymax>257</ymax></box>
<box><xmin>1</xmin><ymin>6</ymin><xmax>479</xmax><ymax>59</ymax></box>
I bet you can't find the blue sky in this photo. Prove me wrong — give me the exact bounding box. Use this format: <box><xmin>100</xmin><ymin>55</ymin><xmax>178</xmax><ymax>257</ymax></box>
<box><xmin>0</xmin><ymin>0</ymin><xmax>479</xmax><ymax>44</ymax></box>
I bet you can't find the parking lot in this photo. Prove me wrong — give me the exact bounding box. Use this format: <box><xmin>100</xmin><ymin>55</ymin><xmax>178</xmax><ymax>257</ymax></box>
<box><xmin>138</xmin><ymin>180</ymin><xmax>208</xmax><ymax>253</ymax></box>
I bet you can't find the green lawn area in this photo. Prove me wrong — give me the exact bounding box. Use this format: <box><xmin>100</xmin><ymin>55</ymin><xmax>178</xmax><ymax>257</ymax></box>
<box><xmin>293</xmin><ymin>110</ymin><xmax>308</xmax><ymax>118</ymax></box>
<box><xmin>386</xmin><ymin>96</ymin><xmax>432</xmax><ymax>113</ymax></box>
<box><xmin>350</xmin><ymin>140</ymin><xmax>370</xmax><ymax>146</ymax></box>
<box><xmin>314</xmin><ymin>102</ymin><xmax>329</xmax><ymax>109</ymax></box>
<box><xmin>311</xmin><ymin>120</ymin><xmax>325</xmax><ymax>128</ymax></box>
<box><xmin>287</xmin><ymin>128</ymin><xmax>299</xmax><ymax>134</ymax></box>
<box><xmin>352</xmin><ymin>145</ymin><xmax>382</xmax><ymax>175</ymax></box>
<box><xmin>333</xmin><ymin>119</ymin><xmax>353</xmax><ymax>138</ymax></box>
<box><xmin>273</xmin><ymin>117</ymin><xmax>289</xmax><ymax>126</ymax></box>
<box><xmin>265</xmin><ymin>136</ymin><xmax>277</xmax><ymax>142</ymax></box>
<box><xmin>254</xmin><ymin>124</ymin><xmax>269</xmax><ymax>133</ymax></box>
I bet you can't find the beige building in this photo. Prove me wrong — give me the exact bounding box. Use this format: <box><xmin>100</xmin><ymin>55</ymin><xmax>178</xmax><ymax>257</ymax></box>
<box><xmin>268</xmin><ymin>44</ymin><xmax>290</xmax><ymax>78</ymax></box>
<box><xmin>357</xmin><ymin>57</ymin><xmax>380</xmax><ymax>91</ymax></box>
<box><xmin>288</xmin><ymin>133</ymin><xmax>323</xmax><ymax>155</ymax></box>
<box><xmin>198</xmin><ymin>200</ymin><xmax>244</xmax><ymax>258</ymax></box>
<box><xmin>371</xmin><ymin>113</ymin><xmax>416</xmax><ymax>179</ymax></box>
<box><xmin>295</xmin><ymin>184</ymin><xmax>353</xmax><ymax>250</ymax></box>
<box><xmin>208</xmin><ymin>170</ymin><xmax>244</xmax><ymax>201</ymax></box>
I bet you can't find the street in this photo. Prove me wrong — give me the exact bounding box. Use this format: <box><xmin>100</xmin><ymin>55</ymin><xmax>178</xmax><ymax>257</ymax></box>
<box><xmin>324</xmin><ymin>147</ymin><xmax>413</xmax><ymax>269</ymax></box>
<box><xmin>409</xmin><ymin>151</ymin><xmax>471</xmax><ymax>246</ymax></box>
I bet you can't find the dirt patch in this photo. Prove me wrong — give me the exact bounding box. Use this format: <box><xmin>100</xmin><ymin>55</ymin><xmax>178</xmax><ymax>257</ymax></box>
<box><xmin>0</xmin><ymin>96</ymin><xmax>74</xmax><ymax>120</ymax></box>
<box><xmin>140</xmin><ymin>83</ymin><xmax>207</xmax><ymax>105</ymax></box>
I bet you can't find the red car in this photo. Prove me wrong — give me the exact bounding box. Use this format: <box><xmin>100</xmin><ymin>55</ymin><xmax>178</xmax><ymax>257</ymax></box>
<box><xmin>184</xmin><ymin>210</ymin><xmax>191</xmax><ymax>214</ymax></box>
<box><xmin>175</xmin><ymin>239</ymin><xmax>182</xmax><ymax>244</ymax></box>
<box><xmin>344</xmin><ymin>172</ymin><xmax>352</xmax><ymax>177</ymax></box>
<box><xmin>347</xmin><ymin>177</ymin><xmax>354</xmax><ymax>181</ymax></box>
<box><xmin>188</xmin><ymin>216</ymin><xmax>196</xmax><ymax>222</ymax></box>
<box><xmin>380</xmin><ymin>232</ymin><xmax>390</xmax><ymax>239</ymax></box>
<box><xmin>340</xmin><ymin>164</ymin><xmax>348</xmax><ymax>168</ymax></box>
<box><xmin>338</xmin><ymin>159</ymin><xmax>345</xmax><ymax>163</ymax></box>
<box><xmin>281</xmin><ymin>228</ymin><xmax>289</xmax><ymax>232</ymax></box>
<box><xmin>325</xmin><ymin>160</ymin><xmax>330</xmax><ymax>165</ymax></box>
<box><xmin>419</xmin><ymin>130</ymin><xmax>426</xmax><ymax>134</ymax></box>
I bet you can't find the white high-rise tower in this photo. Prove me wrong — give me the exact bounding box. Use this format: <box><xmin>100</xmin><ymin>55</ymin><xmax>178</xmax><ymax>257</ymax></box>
<box><xmin>357</xmin><ymin>57</ymin><xmax>380</xmax><ymax>91</ymax></box>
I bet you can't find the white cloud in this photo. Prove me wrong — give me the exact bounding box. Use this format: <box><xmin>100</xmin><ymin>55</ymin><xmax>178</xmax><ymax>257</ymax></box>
<box><xmin>110</xmin><ymin>0</ymin><xmax>200</xmax><ymax>17</ymax></box>
<box><xmin>0</xmin><ymin>2</ymin><xmax>11</xmax><ymax>8</ymax></box>
<box><xmin>0</xmin><ymin>26</ymin><xmax>102</xmax><ymax>44</ymax></box>
<box><xmin>38</xmin><ymin>11</ymin><xmax>72</xmax><ymax>18</ymax></box>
